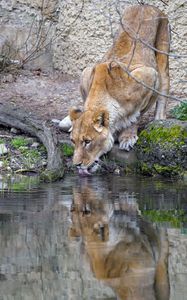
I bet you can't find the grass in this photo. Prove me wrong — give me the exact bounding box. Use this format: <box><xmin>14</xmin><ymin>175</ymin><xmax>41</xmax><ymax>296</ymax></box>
<box><xmin>61</xmin><ymin>143</ymin><xmax>74</xmax><ymax>157</ymax></box>
<box><xmin>171</xmin><ymin>101</ymin><xmax>187</xmax><ymax>121</ymax></box>
<box><xmin>11</xmin><ymin>137</ymin><xmax>29</xmax><ymax>149</ymax></box>
<box><xmin>10</xmin><ymin>137</ymin><xmax>47</xmax><ymax>170</ymax></box>
<box><xmin>142</xmin><ymin>209</ymin><xmax>187</xmax><ymax>228</ymax></box>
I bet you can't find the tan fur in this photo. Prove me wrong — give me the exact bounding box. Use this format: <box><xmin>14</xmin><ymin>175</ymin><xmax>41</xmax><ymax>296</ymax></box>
<box><xmin>70</xmin><ymin>5</ymin><xmax>170</xmax><ymax>170</ymax></box>
<box><xmin>69</xmin><ymin>186</ymin><xmax>170</xmax><ymax>300</ymax></box>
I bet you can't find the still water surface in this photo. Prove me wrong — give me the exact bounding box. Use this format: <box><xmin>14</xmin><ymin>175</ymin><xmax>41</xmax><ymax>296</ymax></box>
<box><xmin>0</xmin><ymin>174</ymin><xmax>187</xmax><ymax>300</ymax></box>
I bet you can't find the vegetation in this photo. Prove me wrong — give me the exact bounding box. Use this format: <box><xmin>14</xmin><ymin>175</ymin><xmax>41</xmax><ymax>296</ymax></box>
<box><xmin>0</xmin><ymin>174</ymin><xmax>40</xmax><ymax>192</ymax></box>
<box><xmin>142</xmin><ymin>209</ymin><xmax>187</xmax><ymax>228</ymax></box>
<box><xmin>153</xmin><ymin>164</ymin><xmax>182</xmax><ymax>176</ymax></box>
<box><xmin>10</xmin><ymin>176</ymin><xmax>39</xmax><ymax>191</ymax></box>
<box><xmin>61</xmin><ymin>143</ymin><xmax>74</xmax><ymax>157</ymax></box>
<box><xmin>0</xmin><ymin>135</ymin><xmax>47</xmax><ymax>173</ymax></box>
<box><xmin>11</xmin><ymin>137</ymin><xmax>29</xmax><ymax>148</ymax></box>
<box><xmin>40</xmin><ymin>169</ymin><xmax>64</xmax><ymax>182</ymax></box>
<box><xmin>136</xmin><ymin>122</ymin><xmax>187</xmax><ymax>177</ymax></box>
<box><xmin>137</xmin><ymin>124</ymin><xmax>187</xmax><ymax>150</ymax></box>
<box><xmin>171</xmin><ymin>101</ymin><xmax>187</xmax><ymax>121</ymax></box>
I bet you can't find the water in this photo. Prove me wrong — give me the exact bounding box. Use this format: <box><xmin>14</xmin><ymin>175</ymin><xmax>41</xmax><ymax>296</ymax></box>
<box><xmin>0</xmin><ymin>174</ymin><xmax>187</xmax><ymax>300</ymax></box>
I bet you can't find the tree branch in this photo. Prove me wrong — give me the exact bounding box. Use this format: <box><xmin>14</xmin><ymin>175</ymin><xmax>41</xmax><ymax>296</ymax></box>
<box><xmin>0</xmin><ymin>102</ymin><xmax>64</xmax><ymax>180</ymax></box>
<box><xmin>115</xmin><ymin>60</ymin><xmax>186</xmax><ymax>103</ymax></box>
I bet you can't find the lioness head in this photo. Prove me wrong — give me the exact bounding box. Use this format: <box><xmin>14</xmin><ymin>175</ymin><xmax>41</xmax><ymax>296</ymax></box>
<box><xmin>69</xmin><ymin>107</ymin><xmax>114</xmax><ymax>175</ymax></box>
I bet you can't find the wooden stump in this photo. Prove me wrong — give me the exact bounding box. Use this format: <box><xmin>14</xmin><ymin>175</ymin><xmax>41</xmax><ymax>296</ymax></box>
<box><xmin>0</xmin><ymin>102</ymin><xmax>64</xmax><ymax>181</ymax></box>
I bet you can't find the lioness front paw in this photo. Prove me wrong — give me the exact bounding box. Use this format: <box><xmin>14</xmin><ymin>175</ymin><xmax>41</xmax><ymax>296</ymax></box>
<box><xmin>118</xmin><ymin>126</ymin><xmax>138</xmax><ymax>151</ymax></box>
<box><xmin>119</xmin><ymin>135</ymin><xmax>138</xmax><ymax>151</ymax></box>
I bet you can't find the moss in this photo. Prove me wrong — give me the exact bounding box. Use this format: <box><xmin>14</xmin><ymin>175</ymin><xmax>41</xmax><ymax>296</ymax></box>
<box><xmin>138</xmin><ymin>124</ymin><xmax>187</xmax><ymax>151</ymax></box>
<box><xmin>153</xmin><ymin>163</ymin><xmax>182</xmax><ymax>176</ymax></box>
<box><xmin>136</xmin><ymin>122</ymin><xmax>187</xmax><ymax>177</ymax></box>
<box><xmin>10</xmin><ymin>176</ymin><xmax>39</xmax><ymax>191</ymax></box>
<box><xmin>171</xmin><ymin>101</ymin><xmax>187</xmax><ymax>121</ymax></box>
<box><xmin>40</xmin><ymin>168</ymin><xmax>64</xmax><ymax>182</ymax></box>
<box><xmin>138</xmin><ymin>162</ymin><xmax>153</xmax><ymax>176</ymax></box>
<box><xmin>142</xmin><ymin>209</ymin><xmax>187</xmax><ymax>228</ymax></box>
<box><xmin>61</xmin><ymin>143</ymin><xmax>74</xmax><ymax>157</ymax></box>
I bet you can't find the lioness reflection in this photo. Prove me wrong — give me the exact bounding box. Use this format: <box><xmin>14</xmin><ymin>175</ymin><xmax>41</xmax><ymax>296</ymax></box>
<box><xmin>69</xmin><ymin>184</ymin><xmax>170</xmax><ymax>300</ymax></box>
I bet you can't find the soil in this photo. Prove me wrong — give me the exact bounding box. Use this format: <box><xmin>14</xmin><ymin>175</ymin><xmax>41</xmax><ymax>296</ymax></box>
<box><xmin>0</xmin><ymin>69</ymin><xmax>177</xmax><ymax>130</ymax></box>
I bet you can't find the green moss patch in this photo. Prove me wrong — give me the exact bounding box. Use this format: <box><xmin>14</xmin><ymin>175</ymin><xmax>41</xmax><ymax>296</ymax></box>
<box><xmin>142</xmin><ymin>209</ymin><xmax>187</xmax><ymax>228</ymax></box>
<box><xmin>61</xmin><ymin>143</ymin><xmax>74</xmax><ymax>157</ymax></box>
<box><xmin>136</xmin><ymin>120</ymin><xmax>187</xmax><ymax>177</ymax></box>
<box><xmin>40</xmin><ymin>168</ymin><xmax>64</xmax><ymax>182</ymax></box>
<box><xmin>137</xmin><ymin>124</ymin><xmax>187</xmax><ymax>150</ymax></box>
<box><xmin>171</xmin><ymin>101</ymin><xmax>187</xmax><ymax>121</ymax></box>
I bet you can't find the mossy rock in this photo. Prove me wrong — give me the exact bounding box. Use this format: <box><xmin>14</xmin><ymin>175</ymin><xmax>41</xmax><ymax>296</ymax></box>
<box><xmin>136</xmin><ymin>120</ymin><xmax>187</xmax><ymax>177</ymax></box>
<box><xmin>40</xmin><ymin>168</ymin><xmax>64</xmax><ymax>182</ymax></box>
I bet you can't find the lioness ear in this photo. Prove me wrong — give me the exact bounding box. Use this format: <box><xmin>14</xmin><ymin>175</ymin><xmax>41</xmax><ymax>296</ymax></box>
<box><xmin>69</xmin><ymin>107</ymin><xmax>82</xmax><ymax>121</ymax></box>
<box><xmin>93</xmin><ymin>109</ymin><xmax>109</xmax><ymax>133</ymax></box>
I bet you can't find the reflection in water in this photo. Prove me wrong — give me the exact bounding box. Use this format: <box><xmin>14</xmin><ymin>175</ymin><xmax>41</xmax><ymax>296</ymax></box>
<box><xmin>0</xmin><ymin>175</ymin><xmax>186</xmax><ymax>300</ymax></box>
<box><xmin>69</xmin><ymin>182</ymin><xmax>169</xmax><ymax>300</ymax></box>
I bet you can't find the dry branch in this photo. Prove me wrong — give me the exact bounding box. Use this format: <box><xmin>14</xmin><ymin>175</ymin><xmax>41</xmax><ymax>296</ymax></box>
<box><xmin>116</xmin><ymin>7</ymin><xmax>187</xmax><ymax>59</ymax></box>
<box><xmin>115</xmin><ymin>60</ymin><xmax>185</xmax><ymax>103</ymax></box>
<box><xmin>112</xmin><ymin>3</ymin><xmax>186</xmax><ymax>103</ymax></box>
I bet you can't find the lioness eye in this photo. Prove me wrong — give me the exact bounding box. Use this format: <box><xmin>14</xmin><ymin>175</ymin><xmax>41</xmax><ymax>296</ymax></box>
<box><xmin>84</xmin><ymin>140</ymin><xmax>91</xmax><ymax>145</ymax></box>
<box><xmin>71</xmin><ymin>138</ymin><xmax>75</xmax><ymax>144</ymax></box>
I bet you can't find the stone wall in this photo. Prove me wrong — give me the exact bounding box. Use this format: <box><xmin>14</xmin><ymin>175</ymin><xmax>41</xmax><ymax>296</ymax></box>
<box><xmin>0</xmin><ymin>0</ymin><xmax>187</xmax><ymax>97</ymax></box>
<box><xmin>53</xmin><ymin>0</ymin><xmax>187</xmax><ymax>98</ymax></box>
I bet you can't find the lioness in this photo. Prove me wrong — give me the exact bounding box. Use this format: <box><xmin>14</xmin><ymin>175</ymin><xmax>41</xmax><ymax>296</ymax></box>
<box><xmin>63</xmin><ymin>5</ymin><xmax>170</xmax><ymax>175</ymax></box>
<box><xmin>69</xmin><ymin>184</ymin><xmax>170</xmax><ymax>300</ymax></box>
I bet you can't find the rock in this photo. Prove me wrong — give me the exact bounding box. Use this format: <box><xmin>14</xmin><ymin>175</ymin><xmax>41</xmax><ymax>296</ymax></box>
<box><xmin>10</xmin><ymin>127</ymin><xmax>20</xmax><ymax>134</ymax></box>
<box><xmin>31</xmin><ymin>142</ymin><xmax>40</xmax><ymax>148</ymax></box>
<box><xmin>0</xmin><ymin>144</ymin><xmax>8</xmax><ymax>155</ymax></box>
<box><xmin>135</xmin><ymin>119</ymin><xmax>187</xmax><ymax>177</ymax></box>
<box><xmin>59</xmin><ymin>115</ymin><xmax>72</xmax><ymax>132</ymax></box>
<box><xmin>25</xmin><ymin>137</ymin><xmax>36</xmax><ymax>145</ymax></box>
<box><xmin>51</xmin><ymin>119</ymin><xmax>60</xmax><ymax>125</ymax></box>
<box><xmin>114</xmin><ymin>168</ymin><xmax>121</xmax><ymax>175</ymax></box>
<box><xmin>42</xmin><ymin>161</ymin><xmax>47</xmax><ymax>166</ymax></box>
<box><xmin>108</xmin><ymin>146</ymin><xmax>137</xmax><ymax>168</ymax></box>
<box><xmin>1</xmin><ymin>74</ymin><xmax>14</xmax><ymax>83</ymax></box>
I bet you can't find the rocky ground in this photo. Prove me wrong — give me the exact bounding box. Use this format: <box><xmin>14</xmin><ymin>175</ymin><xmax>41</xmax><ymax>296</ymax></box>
<box><xmin>0</xmin><ymin>68</ymin><xmax>181</xmax><ymax>176</ymax></box>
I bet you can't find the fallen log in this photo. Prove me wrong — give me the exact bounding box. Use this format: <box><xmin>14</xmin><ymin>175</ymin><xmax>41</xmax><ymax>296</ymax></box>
<box><xmin>0</xmin><ymin>102</ymin><xmax>64</xmax><ymax>181</ymax></box>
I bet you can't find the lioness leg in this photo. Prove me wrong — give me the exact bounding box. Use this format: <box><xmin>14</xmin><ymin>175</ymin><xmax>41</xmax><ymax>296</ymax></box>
<box><xmin>154</xmin><ymin>15</ymin><xmax>170</xmax><ymax>120</ymax></box>
<box><xmin>118</xmin><ymin>124</ymin><xmax>138</xmax><ymax>151</ymax></box>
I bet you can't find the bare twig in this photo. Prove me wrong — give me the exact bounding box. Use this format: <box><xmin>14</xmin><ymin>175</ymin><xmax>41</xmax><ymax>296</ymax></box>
<box><xmin>136</xmin><ymin>0</ymin><xmax>144</xmax><ymax>4</ymax></box>
<box><xmin>159</xmin><ymin>0</ymin><xmax>169</xmax><ymax>6</ymax></box>
<box><xmin>28</xmin><ymin>0</ymin><xmax>85</xmax><ymax>62</ymax></box>
<box><xmin>116</xmin><ymin>7</ymin><xmax>187</xmax><ymax>59</ymax></box>
<box><xmin>126</xmin><ymin>5</ymin><xmax>144</xmax><ymax>71</ymax></box>
<box><xmin>115</xmin><ymin>60</ymin><xmax>186</xmax><ymax>103</ymax></box>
